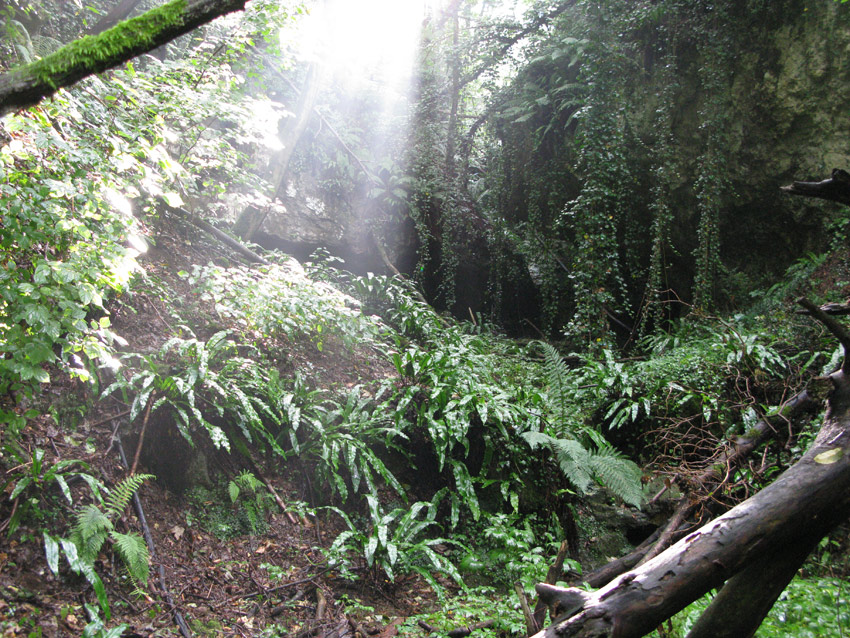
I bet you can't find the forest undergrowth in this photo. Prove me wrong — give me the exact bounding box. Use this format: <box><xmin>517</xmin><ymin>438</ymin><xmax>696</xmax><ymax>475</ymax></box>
<box><xmin>2</xmin><ymin>175</ymin><xmax>849</xmax><ymax>636</ymax></box>
<box><xmin>2</xmin><ymin>2</ymin><xmax>850</xmax><ymax>635</ymax></box>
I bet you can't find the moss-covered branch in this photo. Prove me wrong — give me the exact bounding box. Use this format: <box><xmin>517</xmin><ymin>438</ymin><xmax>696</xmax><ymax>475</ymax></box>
<box><xmin>0</xmin><ymin>0</ymin><xmax>247</xmax><ymax>117</ymax></box>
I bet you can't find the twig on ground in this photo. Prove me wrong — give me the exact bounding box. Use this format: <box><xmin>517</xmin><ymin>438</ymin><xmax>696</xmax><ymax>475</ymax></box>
<box><xmin>0</xmin><ymin>497</ymin><xmax>19</xmax><ymax>534</ymax></box>
<box><xmin>245</xmin><ymin>454</ymin><xmax>299</xmax><ymax>524</ymax></box>
<box><xmin>227</xmin><ymin>566</ymin><xmax>333</xmax><ymax>603</ymax></box>
<box><xmin>515</xmin><ymin>581</ymin><xmax>539</xmax><ymax>635</ymax></box>
<box><xmin>130</xmin><ymin>392</ymin><xmax>155</xmax><ymax>475</ymax></box>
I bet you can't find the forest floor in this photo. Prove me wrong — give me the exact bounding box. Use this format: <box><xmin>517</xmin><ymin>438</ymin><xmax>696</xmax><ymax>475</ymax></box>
<box><xmin>0</xmin><ymin>216</ymin><xmax>450</xmax><ymax>637</ymax></box>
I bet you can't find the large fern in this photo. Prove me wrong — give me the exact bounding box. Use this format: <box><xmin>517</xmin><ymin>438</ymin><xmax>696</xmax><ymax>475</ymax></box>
<box><xmin>539</xmin><ymin>342</ymin><xmax>572</xmax><ymax>423</ymax></box>
<box><xmin>104</xmin><ymin>474</ymin><xmax>155</xmax><ymax>519</ymax></box>
<box><xmin>69</xmin><ymin>474</ymin><xmax>154</xmax><ymax>586</ymax></box>
<box><xmin>71</xmin><ymin>504</ymin><xmax>112</xmax><ymax>564</ymax></box>
<box><xmin>521</xmin><ymin>431</ymin><xmax>644</xmax><ymax>507</ymax></box>
<box><xmin>112</xmin><ymin>531</ymin><xmax>150</xmax><ymax>586</ymax></box>
<box><xmin>589</xmin><ymin>444</ymin><xmax>644</xmax><ymax>507</ymax></box>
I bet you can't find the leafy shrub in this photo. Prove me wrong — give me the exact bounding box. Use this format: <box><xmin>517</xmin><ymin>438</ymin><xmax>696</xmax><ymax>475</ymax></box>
<box><xmin>103</xmin><ymin>331</ymin><xmax>288</xmax><ymax>454</ymax></box>
<box><xmin>2</xmin><ymin>445</ymin><xmax>101</xmax><ymax>536</ymax></box>
<box><xmin>187</xmin><ymin>262</ymin><xmax>384</xmax><ymax>353</ymax></box>
<box><xmin>655</xmin><ymin>576</ymin><xmax>850</xmax><ymax>637</ymax></box>
<box><xmin>531</xmin><ymin>342</ymin><xmax>644</xmax><ymax>506</ymax></box>
<box><xmin>228</xmin><ymin>470</ymin><xmax>276</xmax><ymax>534</ymax></box>
<box><xmin>187</xmin><ymin>474</ymin><xmax>274</xmax><ymax>539</ymax></box>
<box><xmin>324</xmin><ymin>493</ymin><xmax>461</xmax><ymax>594</ymax></box>
<box><xmin>399</xmin><ymin>586</ymin><xmax>527</xmax><ymax>638</ymax></box>
<box><xmin>0</xmin><ymin>105</ymin><xmax>138</xmax><ymax>403</ymax></box>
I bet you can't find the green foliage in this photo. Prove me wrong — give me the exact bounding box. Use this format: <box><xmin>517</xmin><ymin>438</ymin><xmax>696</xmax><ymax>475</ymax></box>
<box><xmin>187</xmin><ymin>480</ymin><xmax>272</xmax><ymax>539</ymax></box>
<box><xmin>43</xmin><ymin>474</ymin><xmax>153</xmax><ymax>619</ymax></box>
<box><xmin>26</xmin><ymin>0</ymin><xmax>187</xmax><ymax>86</ymax></box>
<box><xmin>103</xmin><ymin>331</ymin><xmax>288</xmax><ymax>454</ymax></box>
<box><xmin>399</xmin><ymin>586</ymin><xmax>527</xmax><ymax>638</ymax></box>
<box><xmin>654</xmin><ymin>576</ymin><xmax>850</xmax><ymax>637</ymax></box>
<box><xmin>522</xmin><ymin>432</ymin><xmax>643</xmax><ymax>507</ymax></box>
<box><xmin>388</xmin><ymin>326</ymin><xmax>543</xmax><ymax>522</ymax></box>
<box><xmin>691</xmin><ymin>5</ymin><xmax>734</xmax><ymax>311</ymax></box>
<box><xmin>307</xmin><ymin>385</ymin><xmax>406</xmax><ymax>503</ymax></box>
<box><xmin>103</xmin><ymin>472</ymin><xmax>151</xmax><ymax>520</ymax></box>
<box><xmin>80</xmin><ymin>604</ymin><xmax>128</xmax><ymax>638</ymax></box>
<box><xmin>324</xmin><ymin>493</ymin><xmax>461</xmax><ymax>594</ymax></box>
<box><xmin>533</xmin><ymin>342</ymin><xmax>644</xmax><ymax>505</ymax></box>
<box><xmin>549</xmin><ymin>314</ymin><xmax>789</xmax><ymax>455</ymax></box>
<box><xmin>68</xmin><ymin>474</ymin><xmax>154</xmax><ymax>585</ymax></box>
<box><xmin>557</xmin><ymin>7</ymin><xmax>632</xmax><ymax>343</ymax></box>
<box><xmin>227</xmin><ymin>470</ymin><xmax>275</xmax><ymax>535</ymax></box>
<box><xmin>1</xmin><ymin>444</ymin><xmax>101</xmax><ymax>536</ymax></box>
<box><xmin>470</xmin><ymin>512</ymin><xmax>572</xmax><ymax>591</ymax></box>
<box><xmin>749</xmin><ymin>252</ymin><xmax>830</xmax><ymax>314</ymax></box>
<box><xmin>188</xmin><ymin>262</ymin><xmax>382</xmax><ymax>353</ymax></box>
<box><xmin>0</xmin><ymin>106</ymin><xmax>137</xmax><ymax>402</ymax></box>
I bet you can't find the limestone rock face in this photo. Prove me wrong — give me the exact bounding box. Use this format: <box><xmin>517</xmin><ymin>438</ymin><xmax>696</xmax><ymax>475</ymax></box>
<box><xmin>622</xmin><ymin>2</ymin><xmax>850</xmax><ymax>291</ymax></box>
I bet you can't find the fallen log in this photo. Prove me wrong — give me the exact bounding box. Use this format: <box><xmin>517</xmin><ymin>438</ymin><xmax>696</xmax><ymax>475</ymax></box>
<box><xmin>638</xmin><ymin>385</ymin><xmax>817</xmax><ymax>566</ymax></box>
<box><xmin>532</xmin><ymin>297</ymin><xmax>850</xmax><ymax>638</ymax></box>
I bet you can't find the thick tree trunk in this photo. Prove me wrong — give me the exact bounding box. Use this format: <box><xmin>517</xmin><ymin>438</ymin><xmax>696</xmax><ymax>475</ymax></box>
<box><xmin>0</xmin><ymin>0</ymin><xmax>247</xmax><ymax>117</ymax></box>
<box><xmin>534</xmin><ymin>299</ymin><xmax>850</xmax><ymax>638</ymax></box>
<box><xmin>684</xmin><ymin>529</ymin><xmax>820</xmax><ymax>638</ymax></box>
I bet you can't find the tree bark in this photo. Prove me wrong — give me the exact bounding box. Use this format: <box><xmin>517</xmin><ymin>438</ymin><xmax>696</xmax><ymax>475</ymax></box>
<box><xmin>0</xmin><ymin>0</ymin><xmax>248</xmax><ymax>117</ymax></box>
<box><xmin>780</xmin><ymin>168</ymin><xmax>850</xmax><ymax>206</ymax></box>
<box><xmin>684</xmin><ymin>528</ymin><xmax>821</xmax><ymax>638</ymax></box>
<box><xmin>532</xmin><ymin>298</ymin><xmax>850</xmax><ymax>638</ymax></box>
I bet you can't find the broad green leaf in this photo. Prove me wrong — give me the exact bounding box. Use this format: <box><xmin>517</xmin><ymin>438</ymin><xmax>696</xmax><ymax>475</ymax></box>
<box><xmin>43</xmin><ymin>532</ymin><xmax>60</xmax><ymax>575</ymax></box>
<box><xmin>364</xmin><ymin>536</ymin><xmax>378</xmax><ymax>566</ymax></box>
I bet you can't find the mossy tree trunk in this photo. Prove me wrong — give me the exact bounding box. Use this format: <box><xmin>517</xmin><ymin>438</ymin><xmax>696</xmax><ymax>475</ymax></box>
<box><xmin>0</xmin><ymin>0</ymin><xmax>248</xmax><ymax>117</ymax></box>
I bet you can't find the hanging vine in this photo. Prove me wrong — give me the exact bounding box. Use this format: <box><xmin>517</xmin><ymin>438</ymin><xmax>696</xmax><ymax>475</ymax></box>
<box><xmin>558</xmin><ymin>1</ymin><xmax>633</xmax><ymax>345</ymax></box>
<box><xmin>691</xmin><ymin>4</ymin><xmax>734</xmax><ymax>311</ymax></box>
<box><xmin>641</xmin><ymin>37</ymin><xmax>681</xmax><ymax>332</ymax></box>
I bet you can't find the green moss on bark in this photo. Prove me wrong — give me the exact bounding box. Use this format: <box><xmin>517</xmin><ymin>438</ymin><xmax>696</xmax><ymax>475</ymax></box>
<box><xmin>30</xmin><ymin>0</ymin><xmax>187</xmax><ymax>87</ymax></box>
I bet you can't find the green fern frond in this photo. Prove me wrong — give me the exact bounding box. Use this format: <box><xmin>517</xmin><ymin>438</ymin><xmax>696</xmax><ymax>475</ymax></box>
<box><xmin>539</xmin><ymin>342</ymin><xmax>572</xmax><ymax>422</ymax></box>
<box><xmin>71</xmin><ymin>504</ymin><xmax>112</xmax><ymax>563</ymax></box>
<box><xmin>589</xmin><ymin>447</ymin><xmax>644</xmax><ymax>507</ymax></box>
<box><xmin>550</xmin><ymin>437</ymin><xmax>594</xmax><ymax>494</ymax></box>
<box><xmin>522</xmin><ymin>431</ymin><xmax>591</xmax><ymax>491</ymax></box>
<box><xmin>104</xmin><ymin>474</ymin><xmax>155</xmax><ymax>520</ymax></box>
<box><xmin>110</xmin><ymin>531</ymin><xmax>150</xmax><ymax>585</ymax></box>
<box><xmin>522</xmin><ymin>431</ymin><xmax>643</xmax><ymax>505</ymax></box>
<box><xmin>520</xmin><ymin>430</ymin><xmax>553</xmax><ymax>451</ymax></box>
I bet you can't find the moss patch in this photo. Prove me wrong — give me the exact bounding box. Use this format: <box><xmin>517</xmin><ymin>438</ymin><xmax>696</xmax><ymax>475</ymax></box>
<box><xmin>29</xmin><ymin>0</ymin><xmax>187</xmax><ymax>87</ymax></box>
